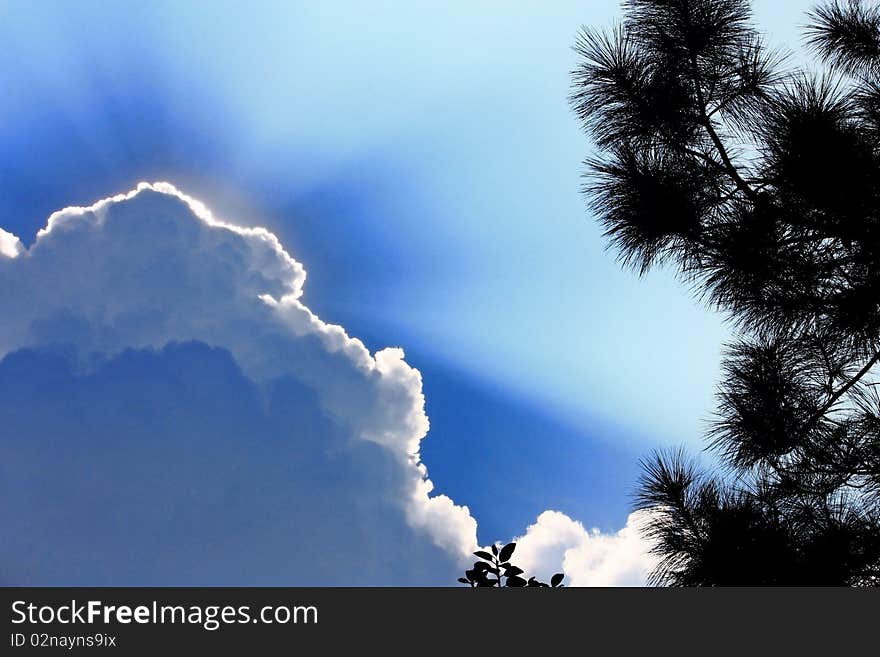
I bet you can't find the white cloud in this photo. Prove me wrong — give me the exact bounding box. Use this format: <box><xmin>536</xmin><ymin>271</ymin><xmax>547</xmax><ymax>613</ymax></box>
<box><xmin>511</xmin><ymin>509</ymin><xmax>658</xmax><ymax>587</ymax></box>
<box><xmin>0</xmin><ymin>182</ymin><xmax>653</xmax><ymax>584</ymax></box>
<box><xmin>0</xmin><ymin>182</ymin><xmax>479</xmax><ymax>568</ymax></box>
<box><xmin>0</xmin><ymin>226</ymin><xmax>22</xmax><ymax>258</ymax></box>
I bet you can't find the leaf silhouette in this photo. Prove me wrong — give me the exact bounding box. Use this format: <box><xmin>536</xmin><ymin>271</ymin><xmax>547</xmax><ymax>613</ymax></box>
<box><xmin>473</xmin><ymin>550</ymin><xmax>494</xmax><ymax>562</ymax></box>
<box><xmin>551</xmin><ymin>573</ymin><xmax>564</xmax><ymax>587</ymax></box>
<box><xmin>498</xmin><ymin>542</ymin><xmax>516</xmax><ymax>563</ymax></box>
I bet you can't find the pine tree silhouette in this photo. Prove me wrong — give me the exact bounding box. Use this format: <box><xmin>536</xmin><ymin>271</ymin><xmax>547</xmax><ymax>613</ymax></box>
<box><xmin>571</xmin><ymin>0</ymin><xmax>880</xmax><ymax>585</ymax></box>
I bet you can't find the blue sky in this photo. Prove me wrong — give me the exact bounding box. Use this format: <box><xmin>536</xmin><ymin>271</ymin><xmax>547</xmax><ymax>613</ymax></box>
<box><xmin>0</xmin><ymin>1</ymin><xmax>811</xmax><ymax>583</ymax></box>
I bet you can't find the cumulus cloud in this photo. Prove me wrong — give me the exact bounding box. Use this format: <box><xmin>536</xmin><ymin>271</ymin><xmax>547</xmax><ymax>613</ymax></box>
<box><xmin>0</xmin><ymin>226</ymin><xmax>22</xmax><ymax>258</ymax></box>
<box><xmin>0</xmin><ymin>182</ymin><xmax>475</xmax><ymax>561</ymax></box>
<box><xmin>0</xmin><ymin>182</ymin><xmax>654</xmax><ymax>584</ymax></box>
<box><xmin>511</xmin><ymin>510</ymin><xmax>658</xmax><ymax>587</ymax></box>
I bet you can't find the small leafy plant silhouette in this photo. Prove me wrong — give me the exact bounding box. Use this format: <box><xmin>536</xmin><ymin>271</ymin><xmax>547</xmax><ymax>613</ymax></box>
<box><xmin>458</xmin><ymin>542</ymin><xmax>564</xmax><ymax>588</ymax></box>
